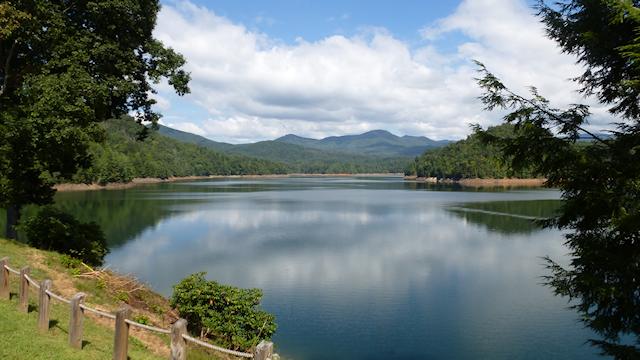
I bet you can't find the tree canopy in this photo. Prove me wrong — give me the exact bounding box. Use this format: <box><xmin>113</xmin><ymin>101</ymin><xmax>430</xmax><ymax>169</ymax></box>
<box><xmin>476</xmin><ymin>1</ymin><xmax>640</xmax><ymax>357</ymax></box>
<box><xmin>0</xmin><ymin>0</ymin><xmax>190</xmax><ymax>238</ymax></box>
<box><xmin>406</xmin><ymin>124</ymin><xmax>535</xmax><ymax>179</ymax></box>
<box><xmin>74</xmin><ymin>117</ymin><xmax>288</xmax><ymax>184</ymax></box>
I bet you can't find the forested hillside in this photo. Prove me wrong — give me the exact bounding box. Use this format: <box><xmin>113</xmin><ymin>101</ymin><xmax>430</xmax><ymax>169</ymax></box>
<box><xmin>274</xmin><ymin>130</ymin><xmax>449</xmax><ymax>156</ymax></box>
<box><xmin>158</xmin><ymin>124</ymin><xmax>413</xmax><ymax>173</ymax></box>
<box><xmin>71</xmin><ymin>118</ymin><xmax>414</xmax><ymax>184</ymax></box>
<box><xmin>406</xmin><ymin>124</ymin><xmax>535</xmax><ymax>179</ymax></box>
<box><xmin>159</xmin><ymin>126</ymin><xmax>447</xmax><ymax>159</ymax></box>
<box><xmin>73</xmin><ymin>120</ymin><xmax>539</xmax><ymax>183</ymax></box>
<box><xmin>72</xmin><ymin>118</ymin><xmax>288</xmax><ymax>184</ymax></box>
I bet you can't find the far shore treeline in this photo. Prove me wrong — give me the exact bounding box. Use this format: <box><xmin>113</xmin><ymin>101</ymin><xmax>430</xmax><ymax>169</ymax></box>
<box><xmin>72</xmin><ymin>119</ymin><xmax>541</xmax><ymax>186</ymax></box>
<box><xmin>72</xmin><ymin>117</ymin><xmax>414</xmax><ymax>182</ymax></box>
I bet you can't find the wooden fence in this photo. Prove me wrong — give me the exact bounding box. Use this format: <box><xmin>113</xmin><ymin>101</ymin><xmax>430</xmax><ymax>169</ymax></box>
<box><xmin>0</xmin><ymin>256</ymin><xmax>276</xmax><ymax>360</ymax></box>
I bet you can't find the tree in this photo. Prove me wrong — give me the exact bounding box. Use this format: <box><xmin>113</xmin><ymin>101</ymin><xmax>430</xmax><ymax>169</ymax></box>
<box><xmin>475</xmin><ymin>1</ymin><xmax>640</xmax><ymax>357</ymax></box>
<box><xmin>21</xmin><ymin>206</ymin><xmax>107</xmax><ymax>266</ymax></box>
<box><xmin>0</xmin><ymin>0</ymin><xmax>190</xmax><ymax>238</ymax></box>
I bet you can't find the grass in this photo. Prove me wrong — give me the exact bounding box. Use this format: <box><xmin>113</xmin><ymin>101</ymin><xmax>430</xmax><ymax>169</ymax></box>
<box><xmin>0</xmin><ymin>293</ymin><xmax>162</xmax><ymax>360</ymax></box>
<box><xmin>0</xmin><ymin>238</ymin><xmax>222</xmax><ymax>360</ymax></box>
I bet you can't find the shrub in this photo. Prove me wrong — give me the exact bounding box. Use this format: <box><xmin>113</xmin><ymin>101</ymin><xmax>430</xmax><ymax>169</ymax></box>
<box><xmin>21</xmin><ymin>206</ymin><xmax>108</xmax><ymax>266</ymax></box>
<box><xmin>170</xmin><ymin>272</ymin><xmax>276</xmax><ymax>351</ymax></box>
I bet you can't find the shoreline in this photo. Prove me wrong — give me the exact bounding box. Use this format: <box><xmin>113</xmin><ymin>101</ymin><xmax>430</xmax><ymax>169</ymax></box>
<box><xmin>55</xmin><ymin>174</ymin><xmax>547</xmax><ymax>192</ymax></box>
<box><xmin>404</xmin><ymin>176</ymin><xmax>547</xmax><ymax>187</ymax></box>
<box><xmin>55</xmin><ymin>173</ymin><xmax>404</xmax><ymax>192</ymax></box>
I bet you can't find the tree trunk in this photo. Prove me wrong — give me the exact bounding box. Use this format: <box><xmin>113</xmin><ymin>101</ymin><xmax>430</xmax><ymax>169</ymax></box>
<box><xmin>5</xmin><ymin>204</ymin><xmax>21</xmax><ymax>239</ymax></box>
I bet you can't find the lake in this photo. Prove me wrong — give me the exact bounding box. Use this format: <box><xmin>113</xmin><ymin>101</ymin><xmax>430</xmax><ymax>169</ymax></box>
<box><xmin>54</xmin><ymin>176</ymin><xmax>601</xmax><ymax>359</ymax></box>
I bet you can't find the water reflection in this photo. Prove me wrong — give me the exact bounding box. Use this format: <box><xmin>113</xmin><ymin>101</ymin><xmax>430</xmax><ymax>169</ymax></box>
<box><xmin>53</xmin><ymin>178</ymin><xmax>598</xmax><ymax>359</ymax></box>
<box><xmin>448</xmin><ymin>200</ymin><xmax>562</xmax><ymax>235</ymax></box>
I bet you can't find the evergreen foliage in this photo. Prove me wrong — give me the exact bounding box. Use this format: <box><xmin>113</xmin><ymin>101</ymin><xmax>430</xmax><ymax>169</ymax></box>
<box><xmin>476</xmin><ymin>1</ymin><xmax>640</xmax><ymax>357</ymax></box>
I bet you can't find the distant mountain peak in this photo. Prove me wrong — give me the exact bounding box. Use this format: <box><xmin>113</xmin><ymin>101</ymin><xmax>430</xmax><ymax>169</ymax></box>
<box><xmin>363</xmin><ymin>129</ymin><xmax>393</xmax><ymax>135</ymax></box>
<box><xmin>358</xmin><ymin>129</ymin><xmax>397</xmax><ymax>139</ymax></box>
<box><xmin>159</xmin><ymin>123</ymin><xmax>450</xmax><ymax>159</ymax></box>
<box><xmin>276</xmin><ymin>134</ymin><xmax>312</xmax><ymax>141</ymax></box>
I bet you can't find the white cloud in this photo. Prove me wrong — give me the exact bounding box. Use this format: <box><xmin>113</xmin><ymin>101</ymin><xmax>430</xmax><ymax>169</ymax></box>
<box><xmin>167</xmin><ymin>121</ymin><xmax>207</xmax><ymax>136</ymax></box>
<box><xmin>150</xmin><ymin>92</ymin><xmax>171</xmax><ymax>111</ymax></box>
<box><xmin>154</xmin><ymin>0</ymin><xmax>612</xmax><ymax>144</ymax></box>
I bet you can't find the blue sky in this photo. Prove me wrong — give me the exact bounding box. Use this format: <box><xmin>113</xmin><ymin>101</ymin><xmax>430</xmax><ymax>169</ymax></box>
<box><xmin>151</xmin><ymin>0</ymin><xmax>605</xmax><ymax>143</ymax></box>
<box><xmin>179</xmin><ymin>0</ymin><xmax>461</xmax><ymax>44</ymax></box>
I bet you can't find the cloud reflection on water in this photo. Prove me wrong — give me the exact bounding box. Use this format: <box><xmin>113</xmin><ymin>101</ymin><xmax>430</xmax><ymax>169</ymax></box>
<box><xmin>92</xmin><ymin>182</ymin><xmax>596</xmax><ymax>359</ymax></box>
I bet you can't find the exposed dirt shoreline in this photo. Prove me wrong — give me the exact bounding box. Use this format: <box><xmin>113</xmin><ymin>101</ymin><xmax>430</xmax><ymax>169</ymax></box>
<box><xmin>55</xmin><ymin>173</ymin><xmax>404</xmax><ymax>192</ymax></box>
<box><xmin>403</xmin><ymin>176</ymin><xmax>547</xmax><ymax>187</ymax></box>
<box><xmin>55</xmin><ymin>174</ymin><xmax>547</xmax><ymax>192</ymax></box>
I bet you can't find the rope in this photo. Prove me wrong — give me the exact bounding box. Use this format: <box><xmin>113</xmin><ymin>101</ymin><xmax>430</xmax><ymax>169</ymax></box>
<box><xmin>182</xmin><ymin>334</ymin><xmax>253</xmax><ymax>358</ymax></box>
<box><xmin>80</xmin><ymin>304</ymin><xmax>116</xmax><ymax>320</ymax></box>
<box><xmin>3</xmin><ymin>257</ymin><xmax>254</xmax><ymax>358</ymax></box>
<box><xmin>24</xmin><ymin>274</ymin><xmax>40</xmax><ymax>290</ymax></box>
<box><xmin>3</xmin><ymin>265</ymin><xmax>20</xmax><ymax>275</ymax></box>
<box><xmin>125</xmin><ymin>319</ymin><xmax>171</xmax><ymax>334</ymax></box>
<box><xmin>45</xmin><ymin>289</ymin><xmax>71</xmax><ymax>304</ymax></box>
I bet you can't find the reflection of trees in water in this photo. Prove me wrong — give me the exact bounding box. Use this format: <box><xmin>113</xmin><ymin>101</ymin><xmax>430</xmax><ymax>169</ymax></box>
<box><xmin>51</xmin><ymin>182</ymin><xmax>319</xmax><ymax>247</ymax></box>
<box><xmin>545</xmin><ymin>237</ymin><xmax>640</xmax><ymax>357</ymax></box>
<box><xmin>543</xmin><ymin>188</ymin><xmax>640</xmax><ymax>357</ymax></box>
<box><xmin>54</xmin><ymin>190</ymin><xmax>176</xmax><ymax>247</ymax></box>
<box><xmin>448</xmin><ymin>200</ymin><xmax>562</xmax><ymax>235</ymax></box>
<box><xmin>460</xmin><ymin>200</ymin><xmax>562</xmax><ymax>218</ymax></box>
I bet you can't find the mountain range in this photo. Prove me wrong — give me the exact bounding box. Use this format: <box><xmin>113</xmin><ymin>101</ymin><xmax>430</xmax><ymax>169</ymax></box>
<box><xmin>157</xmin><ymin>126</ymin><xmax>449</xmax><ymax>168</ymax></box>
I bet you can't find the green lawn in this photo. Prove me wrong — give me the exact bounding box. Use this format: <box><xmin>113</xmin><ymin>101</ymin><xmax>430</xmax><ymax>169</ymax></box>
<box><xmin>0</xmin><ymin>238</ymin><xmax>226</xmax><ymax>360</ymax></box>
<box><xmin>0</xmin><ymin>277</ymin><xmax>164</xmax><ymax>360</ymax></box>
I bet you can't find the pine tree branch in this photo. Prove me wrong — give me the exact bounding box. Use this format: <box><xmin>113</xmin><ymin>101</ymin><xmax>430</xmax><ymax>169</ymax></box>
<box><xmin>503</xmin><ymin>85</ymin><xmax>610</xmax><ymax>147</ymax></box>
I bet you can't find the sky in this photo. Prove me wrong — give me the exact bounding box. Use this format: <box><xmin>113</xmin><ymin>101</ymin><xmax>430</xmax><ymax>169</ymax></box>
<box><xmin>152</xmin><ymin>0</ymin><xmax>612</xmax><ymax>143</ymax></box>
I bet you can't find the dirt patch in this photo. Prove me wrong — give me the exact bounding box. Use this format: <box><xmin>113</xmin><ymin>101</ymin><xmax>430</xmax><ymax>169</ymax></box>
<box><xmin>21</xmin><ymin>252</ymin><xmax>173</xmax><ymax>356</ymax></box>
<box><xmin>406</xmin><ymin>177</ymin><xmax>547</xmax><ymax>187</ymax></box>
<box><xmin>456</xmin><ymin>178</ymin><xmax>546</xmax><ymax>187</ymax></box>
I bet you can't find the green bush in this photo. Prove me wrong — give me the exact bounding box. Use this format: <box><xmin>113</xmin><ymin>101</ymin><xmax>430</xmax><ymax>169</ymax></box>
<box><xmin>170</xmin><ymin>272</ymin><xmax>276</xmax><ymax>351</ymax></box>
<box><xmin>20</xmin><ymin>206</ymin><xmax>108</xmax><ymax>266</ymax></box>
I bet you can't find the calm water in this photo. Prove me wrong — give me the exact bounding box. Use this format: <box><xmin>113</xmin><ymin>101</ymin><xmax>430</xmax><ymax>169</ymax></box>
<box><xmin>55</xmin><ymin>177</ymin><xmax>601</xmax><ymax>359</ymax></box>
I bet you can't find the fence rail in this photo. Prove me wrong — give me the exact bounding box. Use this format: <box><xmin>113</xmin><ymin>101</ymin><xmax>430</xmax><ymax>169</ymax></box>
<box><xmin>0</xmin><ymin>256</ymin><xmax>274</xmax><ymax>360</ymax></box>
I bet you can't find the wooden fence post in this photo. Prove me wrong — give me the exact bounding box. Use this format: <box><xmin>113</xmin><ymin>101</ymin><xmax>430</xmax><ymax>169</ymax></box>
<box><xmin>255</xmin><ymin>340</ymin><xmax>273</xmax><ymax>360</ymax></box>
<box><xmin>38</xmin><ymin>279</ymin><xmax>52</xmax><ymax>332</ymax></box>
<box><xmin>69</xmin><ymin>292</ymin><xmax>86</xmax><ymax>349</ymax></box>
<box><xmin>18</xmin><ymin>266</ymin><xmax>30</xmax><ymax>312</ymax></box>
<box><xmin>170</xmin><ymin>318</ymin><xmax>188</xmax><ymax>360</ymax></box>
<box><xmin>0</xmin><ymin>257</ymin><xmax>9</xmax><ymax>300</ymax></box>
<box><xmin>113</xmin><ymin>306</ymin><xmax>131</xmax><ymax>360</ymax></box>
